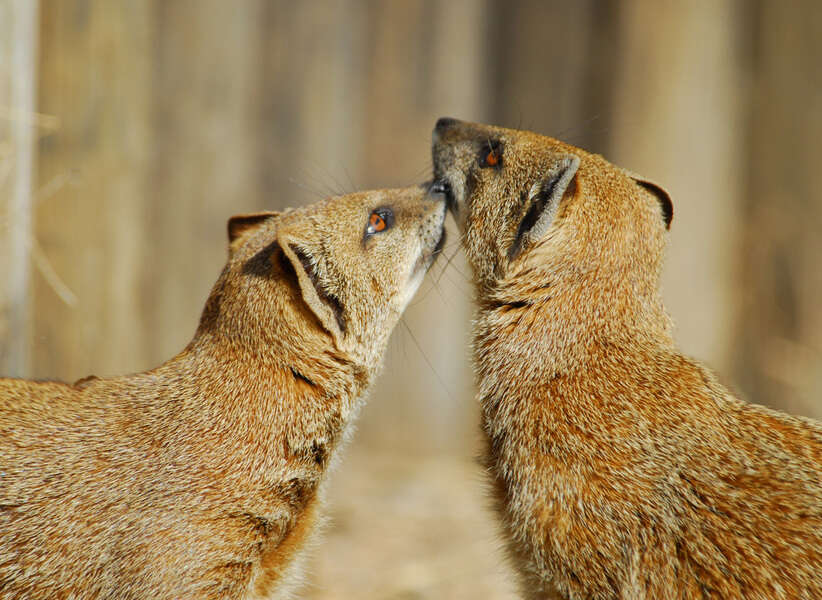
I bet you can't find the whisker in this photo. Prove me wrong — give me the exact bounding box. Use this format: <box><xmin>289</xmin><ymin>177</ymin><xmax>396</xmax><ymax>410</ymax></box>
<box><xmin>399</xmin><ymin>317</ymin><xmax>456</xmax><ymax>402</ymax></box>
<box><xmin>286</xmin><ymin>177</ymin><xmax>328</xmax><ymax>200</ymax></box>
<box><xmin>445</xmin><ymin>256</ymin><xmax>471</xmax><ymax>282</ymax></box>
<box><xmin>341</xmin><ymin>164</ymin><xmax>358</xmax><ymax>193</ymax></box>
<box><xmin>291</xmin><ymin>164</ymin><xmax>336</xmax><ymax>198</ymax></box>
<box><xmin>436</xmin><ymin>261</ymin><xmax>473</xmax><ymax>297</ymax></box>
<box><xmin>410</xmin><ymin>264</ymin><xmax>459</xmax><ymax>309</ymax></box>
<box><xmin>553</xmin><ymin>113</ymin><xmax>611</xmax><ymax>146</ymax></box>
<box><xmin>408</xmin><ymin>166</ymin><xmax>433</xmax><ymax>185</ymax></box>
<box><xmin>301</xmin><ymin>162</ymin><xmax>345</xmax><ymax>197</ymax></box>
<box><xmin>321</xmin><ymin>164</ymin><xmax>350</xmax><ymax>196</ymax></box>
<box><xmin>435</xmin><ymin>245</ymin><xmax>464</xmax><ymax>285</ymax></box>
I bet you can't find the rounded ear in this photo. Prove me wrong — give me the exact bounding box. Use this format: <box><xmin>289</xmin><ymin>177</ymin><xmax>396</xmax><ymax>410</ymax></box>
<box><xmin>625</xmin><ymin>172</ymin><xmax>673</xmax><ymax>230</ymax></box>
<box><xmin>277</xmin><ymin>230</ymin><xmax>345</xmax><ymax>346</ymax></box>
<box><xmin>227</xmin><ymin>211</ymin><xmax>281</xmax><ymax>251</ymax></box>
<box><xmin>509</xmin><ymin>155</ymin><xmax>580</xmax><ymax>261</ymax></box>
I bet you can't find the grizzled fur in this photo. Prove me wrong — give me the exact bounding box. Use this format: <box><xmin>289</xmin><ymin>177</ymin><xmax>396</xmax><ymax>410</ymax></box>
<box><xmin>0</xmin><ymin>187</ymin><xmax>446</xmax><ymax>599</ymax></box>
<box><xmin>432</xmin><ymin>117</ymin><xmax>822</xmax><ymax>600</ymax></box>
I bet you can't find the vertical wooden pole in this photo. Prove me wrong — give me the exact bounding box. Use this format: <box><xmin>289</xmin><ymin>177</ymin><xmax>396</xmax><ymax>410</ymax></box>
<box><xmin>0</xmin><ymin>0</ymin><xmax>38</xmax><ymax>377</ymax></box>
<box><xmin>609</xmin><ymin>0</ymin><xmax>746</xmax><ymax>374</ymax></box>
<box><xmin>147</xmin><ymin>0</ymin><xmax>265</xmax><ymax>362</ymax></box>
<box><xmin>34</xmin><ymin>1</ymin><xmax>154</xmax><ymax>380</ymax></box>
<box><xmin>488</xmin><ymin>0</ymin><xmax>619</xmax><ymax>154</ymax></box>
<box><xmin>733</xmin><ymin>2</ymin><xmax>822</xmax><ymax>418</ymax></box>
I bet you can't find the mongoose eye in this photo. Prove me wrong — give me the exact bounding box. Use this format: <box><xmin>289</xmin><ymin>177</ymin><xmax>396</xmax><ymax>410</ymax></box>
<box><xmin>366</xmin><ymin>207</ymin><xmax>394</xmax><ymax>236</ymax></box>
<box><xmin>369</xmin><ymin>213</ymin><xmax>386</xmax><ymax>232</ymax></box>
<box><xmin>479</xmin><ymin>141</ymin><xmax>503</xmax><ymax>169</ymax></box>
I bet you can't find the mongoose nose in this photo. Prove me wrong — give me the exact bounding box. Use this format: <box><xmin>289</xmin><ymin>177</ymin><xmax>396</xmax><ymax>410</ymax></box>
<box><xmin>433</xmin><ymin>117</ymin><xmax>461</xmax><ymax>143</ymax></box>
<box><xmin>428</xmin><ymin>180</ymin><xmax>454</xmax><ymax>212</ymax></box>
<box><xmin>435</xmin><ymin>117</ymin><xmax>459</xmax><ymax>133</ymax></box>
<box><xmin>429</xmin><ymin>181</ymin><xmax>449</xmax><ymax>195</ymax></box>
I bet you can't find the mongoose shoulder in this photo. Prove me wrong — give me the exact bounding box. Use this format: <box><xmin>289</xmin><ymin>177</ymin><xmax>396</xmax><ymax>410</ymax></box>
<box><xmin>0</xmin><ymin>186</ymin><xmax>446</xmax><ymax>599</ymax></box>
<box><xmin>432</xmin><ymin>117</ymin><xmax>822</xmax><ymax>600</ymax></box>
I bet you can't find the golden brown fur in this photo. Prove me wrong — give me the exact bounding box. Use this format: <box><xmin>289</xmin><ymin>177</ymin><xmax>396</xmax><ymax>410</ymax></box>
<box><xmin>0</xmin><ymin>186</ymin><xmax>446</xmax><ymax>599</ymax></box>
<box><xmin>431</xmin><ymin>118</ymin><xmax>822</xmax><ymax>599</ymax></box>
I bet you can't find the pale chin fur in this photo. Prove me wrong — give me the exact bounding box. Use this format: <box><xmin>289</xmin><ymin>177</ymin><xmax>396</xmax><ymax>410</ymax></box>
<box><xmin>398</xmin><ymin>248</ymin><xmax>428</xmax><ymax>313</ymax></box>
<box><xmin>443</xmin><ymin>172</ymin><xmax>467</xmax><ymax>231</ymax></box>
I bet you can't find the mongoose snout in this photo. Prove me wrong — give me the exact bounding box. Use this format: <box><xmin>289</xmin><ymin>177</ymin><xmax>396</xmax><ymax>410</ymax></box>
<box><xmin>432</xmin><ymin>117</ymin><xmax>822</xmax><ymax>600</ymax></box>
<box><xmin>431</xmin><ymin>117</ymin><xmax>475</xmax><ymax>220</ymax></box>
<box><xmin>0</xmin><ymin>186</ymin><xmax>445</xmax><ymax>599</ymax></box>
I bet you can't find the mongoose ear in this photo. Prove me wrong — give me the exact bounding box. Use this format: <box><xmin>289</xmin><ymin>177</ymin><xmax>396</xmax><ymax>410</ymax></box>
<box><xmin>277</xmin><ymin>231</ymin><xmax>346</xmax><ymax>345</ymax></box>
<box><xmin>228</xmin><ymin>212</ymin><xmax>281</xmax><ymax>251</ymax></box>
<box><xmin>626</xmin><ymin>172</ymin><xmax>673</xmax><ymax>230</ymax></box>
<box><xmin>509</xmin><ymin>155</ymin><xmax>580</xmax><ymax>261</ymax></box>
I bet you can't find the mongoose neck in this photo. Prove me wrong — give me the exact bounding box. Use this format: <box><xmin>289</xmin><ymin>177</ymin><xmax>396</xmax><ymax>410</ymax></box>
<box><xmin>474</xmin><ymin>270</ymin><xmax>675</xmax><ymax>399</ymax></box>
<box><xmin>179</xmin><ymin>328</ymin><xmax>366</xmax><ymax>408</ymax></box>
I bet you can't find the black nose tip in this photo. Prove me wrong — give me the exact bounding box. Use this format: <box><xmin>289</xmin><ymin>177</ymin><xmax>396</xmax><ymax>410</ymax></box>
<box><xmin>435</xmin><ymin>117</ymin><xmax>459</xmax><ymax>134</ymax></box>
<box><xmin>429</xmin><ymin>181</ymin><xmax>449</xmax><ymax>195</ymax></box>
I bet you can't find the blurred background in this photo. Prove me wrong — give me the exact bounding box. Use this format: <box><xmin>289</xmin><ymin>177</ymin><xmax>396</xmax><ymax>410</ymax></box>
<box><xmin>1</xmin><ymin>1</ymin><xmax>820</xmax><ymax>598</ymax></box>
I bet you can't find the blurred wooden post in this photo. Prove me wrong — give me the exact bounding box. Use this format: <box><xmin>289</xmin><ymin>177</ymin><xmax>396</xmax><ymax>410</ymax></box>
<box><xmin>609</xmin><ymin>0</ymin><xmax>745</xmax><ymax>374</ymax></box>
<box><xmin>734</xmin><ymin>2</ymin><xmax>822</xmax><ymax>418</ymax></box>
<box><xmin>33</xmin><ymin>1</ymin><xmax>154</xmax><ymax>379</ymax></box>
<box><xmin>0</xmin><ymin>0</ymin><xmax>38</xmax><ymax>377</ymax></box>
<box><xmin>488</xmin><ymin>0</ymin><xmax>619</xmax><ymax>154</ymax></box>
<box><xmin>148</xmin><ymin>0</ymin><xmax>265</xmax><ymax>362</ymax></box>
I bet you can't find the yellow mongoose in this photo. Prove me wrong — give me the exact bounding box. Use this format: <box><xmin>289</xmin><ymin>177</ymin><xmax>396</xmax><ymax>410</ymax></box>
<box><xmin>0</xmin><ymin>187</ymin><xmax>446</xmax><ymax>599</ymax></box>
<box><xmin>432</xmin><ymin>117</ymin><xmax>822</xmax><ymax>600</ymax></box>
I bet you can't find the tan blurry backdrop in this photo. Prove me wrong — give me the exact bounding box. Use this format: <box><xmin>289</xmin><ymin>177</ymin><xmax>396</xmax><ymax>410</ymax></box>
<box><xmin>1</xmin><ymin>1</ymin><xmax>821</xmax><ymax>598</ymax></box>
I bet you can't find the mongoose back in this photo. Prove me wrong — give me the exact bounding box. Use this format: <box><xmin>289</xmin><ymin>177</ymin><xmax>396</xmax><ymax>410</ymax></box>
<box><xmin>431</xmin><ymin>117</ymin><xmax>822</xmax><ymax>600</ymax></box>
<box><xmin>0</xmin><ymin>186</ymin><xmax>446</xmax><ymax>599</ymax></box>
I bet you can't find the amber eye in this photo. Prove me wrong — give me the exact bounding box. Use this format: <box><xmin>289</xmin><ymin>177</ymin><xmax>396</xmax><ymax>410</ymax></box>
<box><xmin>479</xmin><ymin>141</ymin><xmax>503</xmax><ymax>168</ymax></box>
<box><xmin>369</xmin><ymin>212</ymin><xmax>386</xmax><ymax>231</ymax></box>
<box><xmin>365</xmin><ymin>207</ymin><xmax>394</xmax><ymax>236</ymax></box>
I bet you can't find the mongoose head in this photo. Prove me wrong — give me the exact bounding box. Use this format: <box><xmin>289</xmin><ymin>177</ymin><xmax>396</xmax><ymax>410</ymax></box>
<box><xmin>431</xmin><ymin>118</ymin><xmax>675</xmax><ymax>367</ymax></box>
<box><xmin>201</xmin><ymin>186</ymin><xmax>446</xmax><ymax>372</ymax></box>
<box><xmin>431</xmin><ymin>118</ymin><xmax>673</xmax><ymax>298</ymax></box>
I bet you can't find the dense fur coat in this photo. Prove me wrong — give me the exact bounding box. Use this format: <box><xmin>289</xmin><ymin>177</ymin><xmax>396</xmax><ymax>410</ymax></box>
<box><xmin>432</xmin><ymin>118</ymin><xmax>822</xmax><ymax>600</ymax></box>
<box><xmin>0</xmin><ymin>187</ymin><xmax>446</xmax><ymax>599</ymax></box>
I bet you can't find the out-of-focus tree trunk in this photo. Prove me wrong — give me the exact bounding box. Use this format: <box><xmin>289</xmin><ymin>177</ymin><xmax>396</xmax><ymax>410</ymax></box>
<box><xmin>32</xmin><ymin>1</ymin><xmax>268</xmax><ymax>379</ymax></box>
<box><xmin>33</xmin><ymin>1</ymin><xmax>155</xmax><ymax>379</ymax></box>
<box><xmin>258</xmin><ymin>0</ymin><xmax>370</xmax><ymax>208</ymax></box>
<box><xmin>147</xmin><ymin>0</ymin><xmax>265</xmax><ymax>362</ymax></box>
<box><xmin>488</xmin><ymin>0</ymin><xmax>620</xmax><ymax>155</ymax></box>
<box><xmin>733</xmin><ymin>1</ymin><xmax>822</xmax><ymax>418</ymax></box>
<box><xmin>0</xmin><ymin>0</ymin><xmax>38</xmax><ymax>377</ymax></box>
<box><xmin>609</xmin><ymin>0</ymin><xmax>746</xmax><ymax>377</ymax></box>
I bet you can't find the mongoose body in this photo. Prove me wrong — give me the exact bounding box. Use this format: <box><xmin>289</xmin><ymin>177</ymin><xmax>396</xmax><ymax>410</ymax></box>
<box><xmin>0</xmin><ymin>187</ymin><xmax>446</xmax><ymax>599</ymax></box>
<box><xmin>431</xmin><ymin>117</ymin><xmax>822</xmax><ymax>600</ymax></box>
